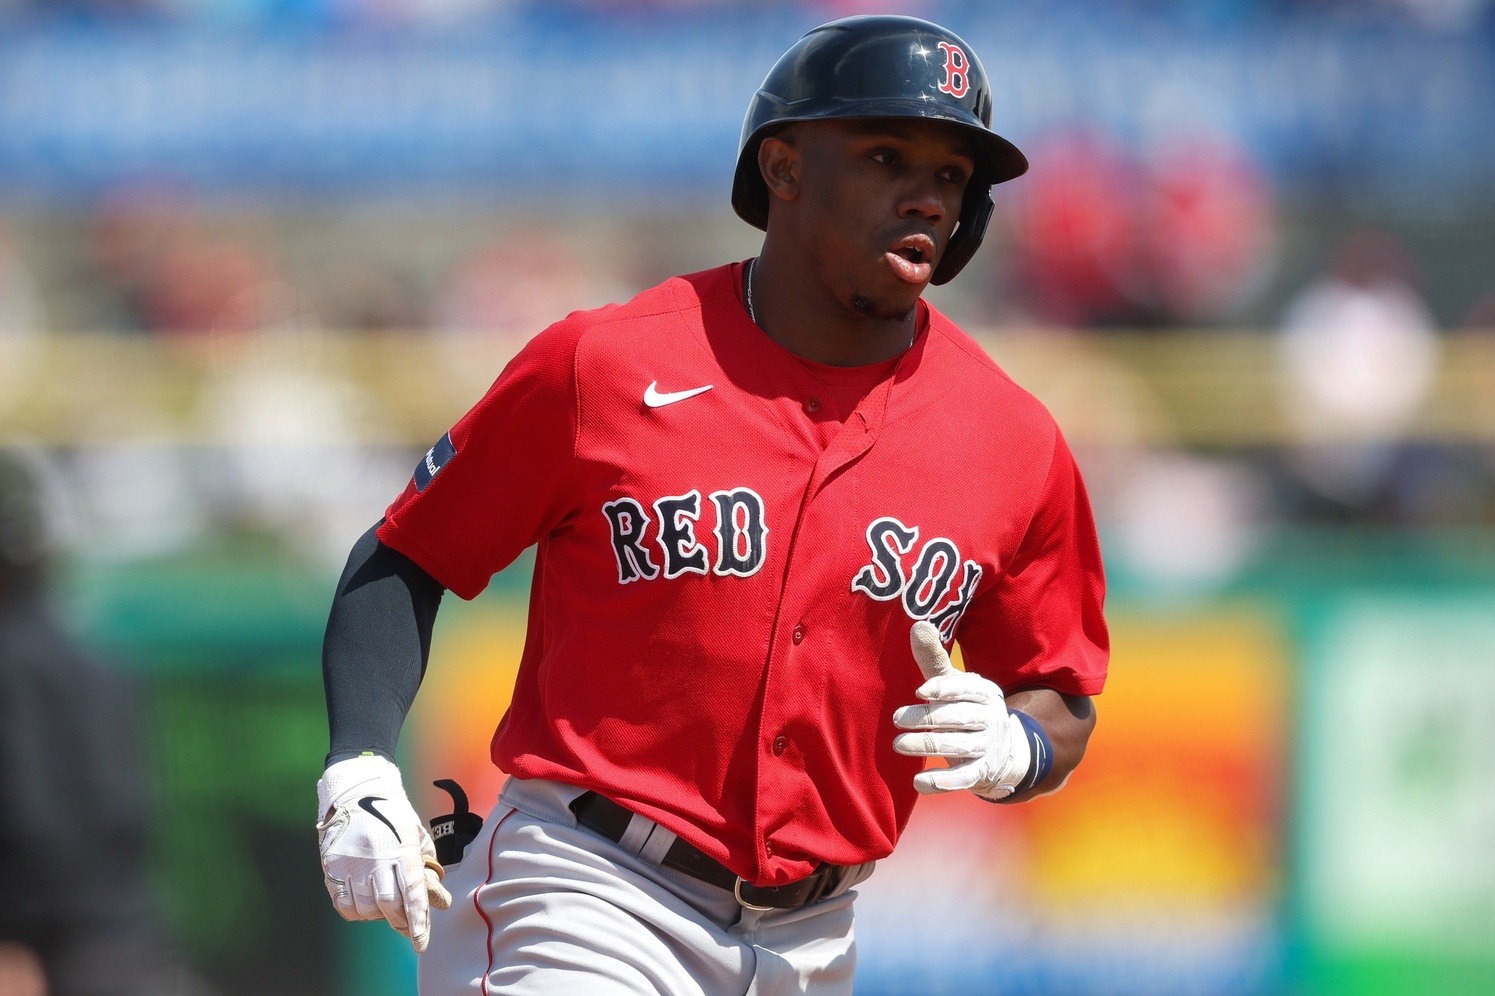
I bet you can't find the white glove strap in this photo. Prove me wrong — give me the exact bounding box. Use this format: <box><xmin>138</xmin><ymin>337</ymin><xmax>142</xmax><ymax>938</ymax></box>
<box><xmin>317</xmin><ymin>754</ymin><xmax>406</xmax><ymax>817</ymax></box>
<box><xmin>973</xmin><ymin>711</ymin><xmax>1034</xmax><ymax>801</ymax></box>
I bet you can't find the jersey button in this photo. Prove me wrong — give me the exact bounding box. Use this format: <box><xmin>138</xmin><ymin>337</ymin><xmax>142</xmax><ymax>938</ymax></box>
<box><xmin>792</xmin><ymin>624</ymin><xmax>806</xmax><ymax>644</ymax></box>
<box><xmin>772</xmin><ymin>735</ymin><xmax>788</xmax><ymax>756</ymax></box>
<box><xmin>804</xmin><ymin>397</ymin><xmax>822</xmax><ymax>414</ymax></box>
<box><xmin>765</xmin><ymin>841</ymin><xmax>776</xmax><ymax>857</ymax></box>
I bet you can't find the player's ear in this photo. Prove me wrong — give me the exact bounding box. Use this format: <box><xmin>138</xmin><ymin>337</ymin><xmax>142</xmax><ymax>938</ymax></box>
<box><xmin>758</xmin><ymin>131</ymin><xmax>801</xmax><ymax>206</ymax></box>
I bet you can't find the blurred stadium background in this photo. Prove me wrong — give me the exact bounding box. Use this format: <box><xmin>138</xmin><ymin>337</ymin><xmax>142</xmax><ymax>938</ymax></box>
<box><xmin>0</xmin><ymin>0</ymin><xmax>1492</xmax><ymax>994</ymax></box>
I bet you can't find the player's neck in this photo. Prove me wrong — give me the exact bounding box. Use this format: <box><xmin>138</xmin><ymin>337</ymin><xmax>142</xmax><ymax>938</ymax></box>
<box><xmin>746</xmin><ymin>252</ymin><xmax>919</xmax><ymax>367</ymax></box>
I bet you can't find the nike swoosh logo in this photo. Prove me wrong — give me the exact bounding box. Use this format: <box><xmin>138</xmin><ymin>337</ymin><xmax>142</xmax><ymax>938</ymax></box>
<box><xmin>644</xmin><ymin>381</ymin><xmax>713</xmax><ymax>408</ymax></box>
<box><xmin>358</xmin><ymin>796</ymin><xmax>401</xmax><ymax>842</ymax></box>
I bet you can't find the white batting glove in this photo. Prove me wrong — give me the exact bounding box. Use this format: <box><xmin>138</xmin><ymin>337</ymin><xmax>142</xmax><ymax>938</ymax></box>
<box><xmin>316</xmin><ymin>755</ymin><xmax>452</xmax><ymax>953</ymax></box>
<box><xmin>891</xmin><ymin>621</ymin><xmax>1033</xmax><ymax>801</ymax></box>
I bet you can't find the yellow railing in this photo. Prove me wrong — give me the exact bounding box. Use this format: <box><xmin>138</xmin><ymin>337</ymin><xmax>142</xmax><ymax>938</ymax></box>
<box><xmin>4</xmin><ymin>330</ymin><xmax>1494</xmax><ymax>446</ymax></box>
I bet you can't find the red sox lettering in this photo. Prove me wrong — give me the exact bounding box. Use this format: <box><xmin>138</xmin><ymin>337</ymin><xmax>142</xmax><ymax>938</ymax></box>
<box><xmin>851</xmin><ymin>516</ymin><xmax>982</xmax><ymax>642</ymax></box>
<box><xmin>602</xmin><ymin>487</ymin><xmax>768</xmax><ymax>583</ymax></box>
<box><xmin>601</xmin><ymin>498</ymin><xmax>981</xmax><ymax>641</ymax></box>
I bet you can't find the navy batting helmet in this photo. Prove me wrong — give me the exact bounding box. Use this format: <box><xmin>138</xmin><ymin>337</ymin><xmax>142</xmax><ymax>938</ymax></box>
<box><xmin>732</xmin><ymin>15</ymin><xmax>1028</xmax><ymax>285</ymax></box>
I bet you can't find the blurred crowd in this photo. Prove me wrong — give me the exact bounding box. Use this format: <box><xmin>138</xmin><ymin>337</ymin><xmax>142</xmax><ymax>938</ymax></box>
<box><xmin>1</xmin><ymin>117</ymin><xmax>1493</xmax><ymax>590</ymax></box>
<box><xmin>8</xmin><ymin>126</ymin><xmax>1492</xmax><ymax>338</ymax></box>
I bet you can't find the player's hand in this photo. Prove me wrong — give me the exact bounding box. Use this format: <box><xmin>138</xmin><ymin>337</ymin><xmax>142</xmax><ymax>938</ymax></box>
<box><xmin>316</xmin><ymin>755</ymin><xmax>452</xmax><ymax>953</ymax></box>
<box><xmin>891</xmin><ymin>621</ymin><xmax>1033</xmax><ymax>802</ymax></box>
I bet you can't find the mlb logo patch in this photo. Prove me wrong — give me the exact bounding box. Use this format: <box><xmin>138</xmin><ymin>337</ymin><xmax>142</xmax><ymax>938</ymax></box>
<box><xmin>415</xmin><ymin>432</ymin><xmax>457</xmax><ymax>492</ymax></box>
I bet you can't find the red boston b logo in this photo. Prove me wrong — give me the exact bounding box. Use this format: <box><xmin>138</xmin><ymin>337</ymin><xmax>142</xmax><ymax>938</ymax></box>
<box><xmin>936</xmin><ymin>41</ymin><xmax>969</xmax><ymax>98</ymax></box>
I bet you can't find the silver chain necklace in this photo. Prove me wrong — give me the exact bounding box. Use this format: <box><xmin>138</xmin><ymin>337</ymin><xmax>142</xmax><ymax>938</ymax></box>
<box><xmin>745</xmin><ymin>256</ymin><xmax>760</xmax><ymax>326</ymax></box>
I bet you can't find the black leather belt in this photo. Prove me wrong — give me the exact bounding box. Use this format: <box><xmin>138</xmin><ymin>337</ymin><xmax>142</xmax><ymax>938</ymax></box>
<box><xmin>568</xmin><ymin>791</ymin><xmax>850</xmax><ymax>910</ymax></box>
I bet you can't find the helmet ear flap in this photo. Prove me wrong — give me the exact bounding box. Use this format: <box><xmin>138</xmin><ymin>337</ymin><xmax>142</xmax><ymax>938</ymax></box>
<box><xmin>931</xmin><ymin>186</ymin><xmax>994</xmax><ymax>286</ymax></box>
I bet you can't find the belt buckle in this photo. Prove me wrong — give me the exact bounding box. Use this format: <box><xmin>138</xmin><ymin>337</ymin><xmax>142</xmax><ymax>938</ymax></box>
<box><xmin>734</xmin><ymin>877</ymin><xmax>776</xmax><ymax>912</ymax></box>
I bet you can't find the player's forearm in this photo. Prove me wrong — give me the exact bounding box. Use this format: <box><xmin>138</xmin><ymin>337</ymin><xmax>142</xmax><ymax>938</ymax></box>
<box><xmin>1002</xmin><ymin>688</ymin><xmax>1095</xmax><ymax>799</ymax></box>
<box><xmin>322</xmin><ymin>521</ymin><xmax>445</xmax><ymax>766</ymax></box>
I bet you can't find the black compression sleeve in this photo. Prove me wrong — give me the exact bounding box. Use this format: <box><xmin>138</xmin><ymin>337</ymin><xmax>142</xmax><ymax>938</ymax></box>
<box><xmin>321</xmin><ymin>521</ymin><xmax>445</xmax><ymax>767</ymax></box>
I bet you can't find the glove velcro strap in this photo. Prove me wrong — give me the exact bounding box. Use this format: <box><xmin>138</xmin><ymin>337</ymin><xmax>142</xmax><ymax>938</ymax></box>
<box><xmin>1010</xmin><ymin>710</ymin><xmax>1054</xmax><ymax>798</ymax></box>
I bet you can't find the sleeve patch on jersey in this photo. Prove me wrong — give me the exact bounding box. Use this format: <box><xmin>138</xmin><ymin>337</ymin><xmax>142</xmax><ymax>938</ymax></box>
<box><xmin>415</xmin><ymin>432</ymin><xmax>457</xmax><ymax>492</ymax></box>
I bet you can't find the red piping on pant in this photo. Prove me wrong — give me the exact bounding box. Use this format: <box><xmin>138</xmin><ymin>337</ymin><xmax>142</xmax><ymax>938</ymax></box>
<box><xmin>478</xmin><ymin>808</ymin><xmax>515</xmax><ymax>996</ymax></box>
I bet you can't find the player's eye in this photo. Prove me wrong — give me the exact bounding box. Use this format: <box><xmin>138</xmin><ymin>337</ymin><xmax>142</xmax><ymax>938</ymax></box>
<box><xmin>939</xmin><ymin>166</ymin><xmax>969</xmax><ymax>185</ymax></box>
<box><xmin>869</xmin><ymin>149</ymin><xmax>899</xmax><ymax>166</ymax></box>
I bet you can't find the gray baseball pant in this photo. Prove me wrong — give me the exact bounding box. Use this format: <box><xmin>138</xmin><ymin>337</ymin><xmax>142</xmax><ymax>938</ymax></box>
<box><xmin>416</xmin><ymin>776</ymin><xmax>875</xmax><ymax>995</ymax></box>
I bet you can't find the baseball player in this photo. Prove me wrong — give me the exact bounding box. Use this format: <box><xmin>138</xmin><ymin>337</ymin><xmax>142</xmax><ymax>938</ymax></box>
<box><xmin>316</xmin><ymin>15</ymin><xmax>1107</xmax><ymax>994</ymax></box>
<box><xmin>0</xmin><ymin>449</ymin><xmax>193</xmax><ymax>995</ymax></box>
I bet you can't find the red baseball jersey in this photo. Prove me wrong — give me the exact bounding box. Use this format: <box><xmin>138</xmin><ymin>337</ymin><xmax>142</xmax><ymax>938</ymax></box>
<box><xmin>378</xmin><ymin>261</ymin><xmax>1108</xmax><ymax>886</ymax></box>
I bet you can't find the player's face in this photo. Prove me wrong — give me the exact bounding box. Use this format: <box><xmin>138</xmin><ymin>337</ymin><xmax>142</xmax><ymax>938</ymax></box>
<box><xmin>790</xmin><ymin>118</ymin><xmax>976</xmax><ymax>320</ymax></box>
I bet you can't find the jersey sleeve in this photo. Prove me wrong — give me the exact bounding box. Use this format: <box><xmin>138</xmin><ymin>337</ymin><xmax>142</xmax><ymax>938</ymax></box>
<box><xmin>956</xmin><ymin>428</ymin><xmax>1109</xmax><ymax>697</ymax></box>
<box><xmin>376</xmin><ymin>325</ymin><xmax>580</xmax><ymax>600</ymax></box>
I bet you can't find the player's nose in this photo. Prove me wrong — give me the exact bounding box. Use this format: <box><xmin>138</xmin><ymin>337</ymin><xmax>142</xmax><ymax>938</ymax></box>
<box><xmin>895</xmin><ymin>172</ymin><xmax>949</xmax><ymax>225</ymax></box>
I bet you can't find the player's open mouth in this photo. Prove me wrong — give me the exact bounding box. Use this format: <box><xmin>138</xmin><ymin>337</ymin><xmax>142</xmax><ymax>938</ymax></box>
<box><xmin>885</xmin><ymin>234</ymin><xmax>936</xmax><ymax>284</ymax></box>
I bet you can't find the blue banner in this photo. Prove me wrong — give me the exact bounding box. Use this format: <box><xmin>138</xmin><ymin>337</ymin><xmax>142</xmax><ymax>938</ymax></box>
<box><xmin>0</xmin><ymin>11</ymin><xmax>1489</xmax><ymax>204</ymax></box>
